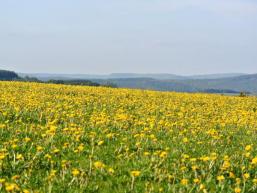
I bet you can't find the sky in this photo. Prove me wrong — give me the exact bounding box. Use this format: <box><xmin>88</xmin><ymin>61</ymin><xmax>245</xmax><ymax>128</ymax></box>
<box><xmin>0</xmin><ymin>0</ymin><xmax>257</xmax><ymax>75</ymax></box>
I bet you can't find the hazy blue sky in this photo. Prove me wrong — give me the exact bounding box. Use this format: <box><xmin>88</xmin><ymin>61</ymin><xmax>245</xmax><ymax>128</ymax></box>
<box><xmin>1</xmin><ymin>0</ymin><xmax>257</xmax><ymax>75</ymax></box>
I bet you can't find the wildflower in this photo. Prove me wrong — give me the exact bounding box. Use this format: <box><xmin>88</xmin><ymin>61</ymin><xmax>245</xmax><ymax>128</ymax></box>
<box><xmin>180</xmin><ymin>178</ymin><xmax>188</xmax><ymax>185</ymax></box>
<box><xmin>36</xmin><ymin>146</ymin><xmax>43</xmax><ymax>152</ymax></box>
<box><xmin>236</xmin><ymin>178</ymin><xmax>241</xmax><ymax>185</ymax></box>
<box><xmin>77</xmin><ymin>144</ymin><xmax>84</xmax><ymax>152</ymax></box>
<box><xmin>0</xmin><ymin>178</ymin><xmax>6</xmax><ymax>184</ymax></box>
<box><xmin>24</xmin><ymin>137</ymin><xmax>31</xmax><ymax>142</ymax></box>
<box><xmin>0</xmin><ymin>153</ymin><xmax>6</xmax><ymax>160</ymax></box>
<box><xmin>5</xmin><ymin>183</ymin><xmax>18</xmax><ymax>192</ymax></box>
<box><xmin>159</xmin><ymin>151</ymin><xmax>168</xmax><ymax>158</ymax></box>
<box><xmin>245</xmin><ymin>145</ymin><xmax>252</xmax><ymax>151</ymax></box>
<box><xmin>201</xmin><ymin>156</ymin><xmax>210</xmax><ymax>162</ymax></box>
<box><xmin>98</xmin><ymin>140</ymin><xmax>104</xmax><ymax>146</ymax></box>
<box><xmin>183</xmin><ymin>138</ymin><xmax>188</xmax><ymax>143</ymax></box>
<box><xmin>44</xmin><ymin>154</ymin><xmax>52</xmax><ymax>159</ymax></box>
<box><xmin>11</xmin><ymin>144</ymin><xmax>18</xmax><ymax>149</ymax></box>
<box><xmin>47</xmin><ymin>170</ymin><xmax>57</xmax><ymax>180</ymax></box>
<box><xmin>52</xmin><ymin>148</ymin><xmax>60</xmax><ymax>154</ymax></box>
<box><xmin>200</xmin><ymin>184</ymin><xmax>205</xmax><ymax>190</ymax></box>
<box><xmin>192</xmin><ymin>165</ymin><xmax>199</xmax><ymax>171</ymax></box>
<box><xmin>16</xmin><ymin>154</ymin><xmax>23</xmax><ymax>160</ymax></box>
<box><xmin>108</xmin><ymin>168</ymin><xmax>115</xmax><ymax>174</ymax></box>
<box><xmin>217</xmin><ymin>175</ymin><xmax>225</xmax><ymax>182</ymax></box>
<box><xmin>130</xmin><ymin>170</ymin><xmax>141</xmax><ymax>177</ymax></box>
<box><xmin>222</xmin><ymin>161</ymin><xmax>230</xmax><ymax>169</ymax></box>
<box><xmin>72</xmin><ymin>168</ymin><xmax>80</xmax><ymax>177</ymax></box>
<box><xmin>229</xmin><ymin>172</ymin><xmax>235</xmax><ymax>178</ymax></box>
<box><xmin>245</xmin><ymin>152</ymin><xmax>250</xmax><ymax>158</ymax></box>
<box><xmin>94</xmin><ymin>161</ymin><xmax>105</xmax><ymax>169</ymax></box>
<box><xmin>11</xmin><ymin>175</ymin><xmax>20</xmax><ymax>180</ymax></box>
<box><xmin>243</xmin><ymin>173</ymin><xmax>250</xmax><ymax>179</ymax></box>
<box><xmin>251</xmin><ymin>157</ymin><xmax>257</xmax><ymax>165</ymax></box>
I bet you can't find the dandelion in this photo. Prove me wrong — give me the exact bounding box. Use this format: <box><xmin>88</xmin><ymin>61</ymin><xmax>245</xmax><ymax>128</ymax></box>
<box><xmin>245</xmin><ymin>145</ymin><xmax>252</xmax><ymax>151</ymax></box>
<box><xmin>251</xmin><ymin>157</ymin><xmax>257</xmax><ymax>165</ymax></box>
<box><xmin>24</xmin><ymin>137</ymin><xmax>31</xmax><ymax>142</ymax></box>
<box><xmin>229</xmin><ymin>172</ymin><xmax>235</xmax><ymax>178</ymax></box>
<box><xmin>72</xmin><ymin>168</ymin><xmax>80</xmax><ymax>177</ymax></box>
<box><xmin>130</xmin><ymin>170</ymin><xmax>141</xmax><ymax>177</ymax></box>
<box><xmin>181</xmin><ymin>178</ymin><xmax>188</xmax><ymax>185</ymax></box>
<box><xmin>98</xmin><ymin>140</ymin><xmax>104</xmax><ymax>146</ymax></box>
<box><xmin>217</xmin><ymin>175</ymin><xmax>225</xmax><ymax>182</ymax></box>
<box><xmin>108</xmin><ymin>168</ymin><xmax>115</xmax><ymax>174</ymax></box>
<box><xmin>16</xmin><ymin>154</ymin><xmax>23</xmax><ymax>160</ymax></box>
<box><xmin>36</xmin><ymin>146</ymin><xmax>43</xmax><ymax>152</ymax></box>
<box><xmin>52</xmin><ymin>148</ymin><xmax>60</xmax><ymax>154</ymax></box>
<box><xmin>94</xmin><ymin>161</ymin><xmax>105</xmax><ymax>169</ymax></box>
<box><xmin>243</xmin><ymin>173</ymin><xmax>250</xmax><ymax>180</ymax></box>
<box><xmin>183</xmin><ymin>138</ymin><xmax>188</xmax><ymax>143</ymax></box>
<box><xmin>0</xmin><ymin>178</ymin><xmax>6</xmax><ymax>184</ymax></box>
<box><xmin>159</xmin><ymin>151</ymin><xmax>168</xmax><ymax>158</ymax></box>
<box><xmin>5</xmin><ymin>183</ymin><xmax>18</xmax><ymax>192</ymax></box>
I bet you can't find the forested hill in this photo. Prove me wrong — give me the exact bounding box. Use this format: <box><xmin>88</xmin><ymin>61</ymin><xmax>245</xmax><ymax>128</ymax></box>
<box><xmin>3</xmin><ymin>70</ymin><xmax>257</xmax><ymax>94</ymax></box>
<box><xmin>0</xmin><ymin>70</ymin><xmax>19</xmax><ymax>80</ymax></box>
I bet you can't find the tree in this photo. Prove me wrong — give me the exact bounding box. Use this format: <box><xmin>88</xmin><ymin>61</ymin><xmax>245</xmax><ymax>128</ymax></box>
<box><xmin>0</xmin><ymin>70</ymin><xmax>19</xmax><ymax>80</ymax></box>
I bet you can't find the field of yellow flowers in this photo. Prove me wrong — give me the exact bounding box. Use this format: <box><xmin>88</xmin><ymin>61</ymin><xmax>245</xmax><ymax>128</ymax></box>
<box><xmin>1</xmin><ymin>81</ymin><xmax>257</xmax><ymax>192</ymax></box>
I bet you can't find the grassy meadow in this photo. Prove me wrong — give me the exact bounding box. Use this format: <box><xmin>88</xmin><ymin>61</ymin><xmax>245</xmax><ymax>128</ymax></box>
<box><xmin>1</xmin><ymin>81</ymin><xmax>257</xmax><ymax>192</ymax></box>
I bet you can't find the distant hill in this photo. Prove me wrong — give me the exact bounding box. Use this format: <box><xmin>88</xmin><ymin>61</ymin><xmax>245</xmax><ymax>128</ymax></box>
<box><xmin>18</xmin><ymin>73</ymin><xmax>101</xmax><ymax>81</ymax></box>
<box><xmin>94</xmin><ymin>78</ymin><xmax>246</xmax><ymax>93</ymax></box>
<box><xmin>17</xmin><ymin>72</ymin><xmax>257</xmax><ymax>94</ymax></box>
<box><xmin>47</xmin><ymin>79</ymin><xmax>101</xmax><ymax>86</ymax></box>
<box><xmin>19</xmin><ymin>73</ymin><xmax>184</xmax><ymax>80</ymax></box>
<box><xmin>0</xmin><ymin>70</ymin><xmax>19</xmax><ymax>80</ymax></box>
<box><xmin>187</xmin><ymin>73</ymin><xmax>246</xmax><ymax>79</ymax></box>
<box><xmin>108</xmin><ymin>73</ymin><xmax>185</xmax><ymax>80</ymax></box>
<box><xmin>110</xmin><ymin>73</ymin><xmax>246</xmax><ymax>80</ymax></box>
<box><xmin>19</xmin><ymin>72</ymin><xmax>246</xmax><ymax>81</ymax></box>
<box><xmin>94</xmin><ymin>78</ymin><xmax>199</xmax><ymax>92</ymax></box>
<box><xmin>180</xmin><ymin>74</ymin><xmax>257</xmax><ymax>93</ymax></box>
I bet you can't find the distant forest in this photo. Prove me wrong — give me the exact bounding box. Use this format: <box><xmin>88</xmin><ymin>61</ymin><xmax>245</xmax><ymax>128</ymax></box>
<box><xmin>0</xmin><ymin>70</ymin><xmax>19</xmax><ymax>80</ymax></box>
<box><xmin>0</xmin><ymin>69</ymin><xmax>252</xmax><ymax>95</ymax></box>
<box><xmin>0</xmin><ymin>70</ymin><xmax>116</xmax><ymax>88</ymax></box>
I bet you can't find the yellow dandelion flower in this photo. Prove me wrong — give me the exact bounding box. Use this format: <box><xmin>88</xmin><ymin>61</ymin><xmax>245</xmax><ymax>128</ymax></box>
<box><xmin>243</xmin><ymin>173</ymin><xmax>250</xmax><ymax>179</ymax></box>
<box><xmin>217</xmin><ymin>175</ymin><xmax>225</xmax><ymax>182</ymax></box>
<box><xmin>251</xmin><ymin>157</ymin><xmax>257</xmax><ymax>165</ymax></box>
<box><xmin>193</xmin><ymin>178</ymin><xmax>200</xmax><ymax>184</ymax></box>
<box><xmin>98</xmin><ymin>140</ymin><xmax>104</xmax><ymax>146</ymax></box>
<box><xmin>180</xmin><ymin>178</ymin><xmax>188</xmax><ymax>185</ymax></box>
<box><xmin>94</xmin><ymin>161</ymin><xmax>105</xmax><ymax>169</ymax></box>
<box><xmin>108</xmin><ymin>167</ymin><xmax>115</xmax><ymax>174</ymax></box>
<box><xmin>72</xmin><ymin>168</ymin><xmax>80</xmax><ymax>177</ymax></box>
<box><xmin>130</xmin><ymin>170</ymin><xmax>141</xmax><ymax>177</ymax></box>
<box><xmin>245</xmin><ymin>145</ymin><xmax>252</xmax><ymax>151</ymax></box>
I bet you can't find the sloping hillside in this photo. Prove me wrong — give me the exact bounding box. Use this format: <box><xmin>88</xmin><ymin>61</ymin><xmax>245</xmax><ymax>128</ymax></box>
<box><xmin>0</xmin><ymin>70</ymin><xmax>19</xmax><ymax>80</ymax></box>
<box><xmin>95</xmin><ymin>78</ymin><xmax>199</xmax><ymax>92</ymax></box>
<box><xmin>180</xmin><ymin>74</ymin><xmax>257</xmax><ymax>93</ymax></box>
